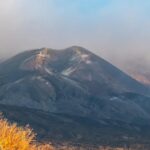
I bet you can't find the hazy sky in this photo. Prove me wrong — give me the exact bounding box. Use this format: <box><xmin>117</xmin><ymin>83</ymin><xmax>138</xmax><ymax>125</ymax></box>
<box><xmin>0</xmin><ymin>0</ymin><xmax>150</xmax><ymax>67</ymax></box>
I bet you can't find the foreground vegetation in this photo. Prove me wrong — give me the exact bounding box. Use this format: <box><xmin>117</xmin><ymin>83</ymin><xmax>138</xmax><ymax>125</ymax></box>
<box><xmin>0</xmin><ymin>114</ymin><xmax>53</xmax><ymax>150</ymax></box>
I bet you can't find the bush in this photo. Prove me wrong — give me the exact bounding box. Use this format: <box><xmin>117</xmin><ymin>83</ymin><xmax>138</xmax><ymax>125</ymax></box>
<box><xmin>0</xmin><ymin>115</ymin><xmax>53</xmax><ymax>150</ymax></box>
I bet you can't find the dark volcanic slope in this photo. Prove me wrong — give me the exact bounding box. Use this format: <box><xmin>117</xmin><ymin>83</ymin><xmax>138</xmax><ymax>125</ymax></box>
<box><xmin>0</xmin><ymin>46</ymin><xmax>149</xmax><ymax>120</ymax></box>
<box><xmin>0</xmin><ymin>46</ymin><xmax>150</xmax><ymax>145</ymax></box>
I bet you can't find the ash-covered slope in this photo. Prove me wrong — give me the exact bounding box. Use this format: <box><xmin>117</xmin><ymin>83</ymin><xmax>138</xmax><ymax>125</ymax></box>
<box><xmin>0</xmin><ymin>46</ymin><xmax>149</xmax><ymax>123</ymax></box>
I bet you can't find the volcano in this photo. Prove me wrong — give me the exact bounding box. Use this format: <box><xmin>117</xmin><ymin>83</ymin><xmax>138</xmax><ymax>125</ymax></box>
<box><xmin>0</xmin><ymin>46</ymin><xmax>150</xmax><ymax>145</ymax></box>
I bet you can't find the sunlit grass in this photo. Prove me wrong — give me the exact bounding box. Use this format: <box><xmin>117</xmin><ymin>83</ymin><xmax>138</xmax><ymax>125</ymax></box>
<box><xmin>0</xmin><ymin>114</ymin><xmax>53</xmax><ymax>150</ymax></box>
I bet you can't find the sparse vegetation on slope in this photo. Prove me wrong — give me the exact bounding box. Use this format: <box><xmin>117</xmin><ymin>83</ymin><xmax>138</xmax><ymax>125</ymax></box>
<box><xmin>0</xmin><ymin>114</ymin><xmax>53</xmax><ymax>150</ymax></box>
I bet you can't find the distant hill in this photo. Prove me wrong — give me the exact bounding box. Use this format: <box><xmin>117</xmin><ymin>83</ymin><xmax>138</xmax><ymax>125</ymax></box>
<box><xmin>125</xmin><ymin>63</ymin><xmax>150</xmax><ymax>86</ymax></box>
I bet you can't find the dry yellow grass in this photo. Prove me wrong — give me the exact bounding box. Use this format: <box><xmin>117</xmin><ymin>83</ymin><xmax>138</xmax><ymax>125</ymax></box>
<box><xmin>0</xmin><ymin>115</ymin><xmax>53</xmax><ymax>150</ymax></box>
